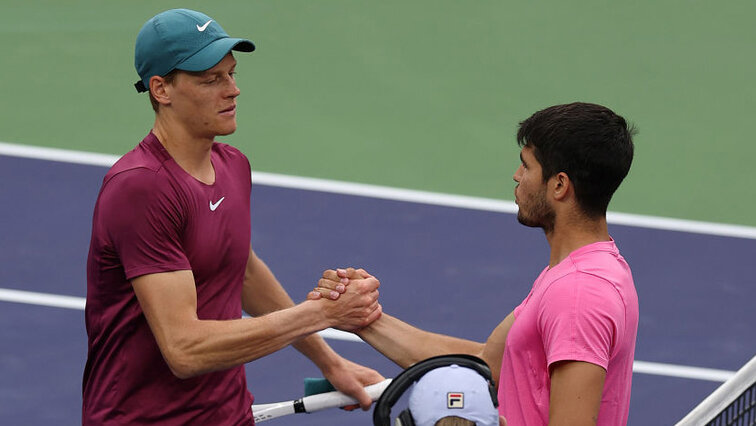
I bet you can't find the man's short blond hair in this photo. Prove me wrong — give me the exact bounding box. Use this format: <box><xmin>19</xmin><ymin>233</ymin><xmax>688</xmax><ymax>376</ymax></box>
<box><xmin>435</xmin><ymin>416</ymin><xmax>476</xmax><ymax>426</ymax></box>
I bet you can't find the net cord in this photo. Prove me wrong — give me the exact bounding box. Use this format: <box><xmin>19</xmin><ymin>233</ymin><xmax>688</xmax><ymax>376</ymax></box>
<box><xmin>675</xmin><ymin>355</ymin><xmax>756</xmax><ymax>425</ymax></box>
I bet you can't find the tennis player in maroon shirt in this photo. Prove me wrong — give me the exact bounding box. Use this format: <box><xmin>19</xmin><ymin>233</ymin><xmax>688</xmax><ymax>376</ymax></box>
<box><xmin>83</xmin><ymin>9</ymin><xmax>383</xmax><ymax>425</ymax></box>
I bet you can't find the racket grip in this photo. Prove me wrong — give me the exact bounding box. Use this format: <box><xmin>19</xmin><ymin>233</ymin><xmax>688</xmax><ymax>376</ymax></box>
<box><xmin>302</xmin><ymin>379</ymin><xmax>392</xmax><ymax>412</ymax></box>
<box><xmin>304</xmin><ymin>377</ymin><xmax>336</xmax><ymax>396</ymax></box>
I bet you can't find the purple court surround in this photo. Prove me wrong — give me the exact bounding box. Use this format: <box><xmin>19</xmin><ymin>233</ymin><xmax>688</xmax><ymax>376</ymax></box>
<box><xmin>0</xmin><ymin>154</ymin><xmax>754</xmax><ymax>425</ymax></box>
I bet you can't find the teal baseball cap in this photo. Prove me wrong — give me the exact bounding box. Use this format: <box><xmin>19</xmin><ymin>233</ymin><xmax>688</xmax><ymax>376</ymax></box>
<box><xmin>134</xmin><ymin>9</ymin><xmax>255</xmax><ymax>93</ymax></box>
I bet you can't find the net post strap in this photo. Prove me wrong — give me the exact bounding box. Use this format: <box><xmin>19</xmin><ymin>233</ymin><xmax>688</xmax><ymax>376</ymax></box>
<box><xmin>675</xmin><ymin>355</ymin><xmax>756</xmax><ymax>425</ymax></box>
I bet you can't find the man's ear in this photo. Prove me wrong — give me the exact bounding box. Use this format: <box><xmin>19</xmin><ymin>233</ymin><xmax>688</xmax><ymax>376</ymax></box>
<box><xmin>149</xmin><ymin>75</ymin><xmax>172</xmax><ymax>107</ymax></box>
<box><xmin>551</xmin><ymin>172</ymin><xmax>572</xmax><ymax>201</ymax></box>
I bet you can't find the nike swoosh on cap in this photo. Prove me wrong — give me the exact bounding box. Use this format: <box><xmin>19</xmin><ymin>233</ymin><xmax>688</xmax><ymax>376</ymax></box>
<box><xmin>196</xmin><ymin>20</ymin><xmax>212</xmax><ymax>32</ymax></box>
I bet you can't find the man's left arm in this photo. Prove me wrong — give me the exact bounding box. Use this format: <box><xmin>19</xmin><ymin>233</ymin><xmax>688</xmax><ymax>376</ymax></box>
<box><xmin>548</xmin><ymin>360</ymin><xmax>606</xmax><ymax>426</ymax></box>
<box><xmin>241</xmin><ymin>247</ymin><xmax>383</xmax><ymax>409</ymax></box>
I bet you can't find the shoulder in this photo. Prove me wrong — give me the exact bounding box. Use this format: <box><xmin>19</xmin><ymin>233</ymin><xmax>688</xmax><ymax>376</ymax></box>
<box><xmin>567</xmin><ymin>242</ymin><xmax>636</xmax><ymax>309</ymax></box>
<box><xmin>539</xmin><ymin>242</ymin><xmax>635</xmax><ymax>306</ymax></box>
<box><xmin>537</xmin><ymin>271</ymin><xmax>627</xmax><ymax>341</ymax></box>
<box><xmin>213</xmin><ymin>143</ymin><xmax>252</xmax><ymax>189</ymax></box>
<box><xmin>109</xmin><ymin>135</ymin><xmax>168</xmax><ymax>172</ymax></box>
<box><xmin>545</xmin><ymin>270</ymin><xmax>623</xmax><ymax>302</ymax></box>
<box><xmin>212</xmin><ymin>142</ymin><xmax>252</xmax><ymax>177</ymax></box>
<box><xmin>99</xmin><ymin>164</ymin><xmax>184</xmax><ymax>216</ymax></box>
<box><xmin>102</xmin><ymin>166</ymin><xmax>172</xmax><ymax>199</ymax></box>
<box><xmin>570</xmin><ymin>241</ymin><xmax>633</xmax><ymax>281</ymax></box>
<box><xmin>103</xmin><ymin>138</ymin><xmax>170</xmax><ymax>186</ymax></box>
<box><xmin>540</xmin><ymin>246</ymin><xmax>629</xmax><ymax>308</ymax></box>
<box><xmin>213</xmin><ymin>142</ymin><xmax>249</xmax><ymax>164</ymax></box>
<box><xmin>95</xmin><ymin>166</ymin><xmax>186</xmax><ymax>238</ymax></box>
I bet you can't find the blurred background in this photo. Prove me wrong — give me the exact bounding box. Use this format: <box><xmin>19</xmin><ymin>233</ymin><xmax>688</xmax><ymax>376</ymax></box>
<box><xmin>3</xmin><ymin>0</ymin><xmax>755</xmax><ymax>225</ymax></box>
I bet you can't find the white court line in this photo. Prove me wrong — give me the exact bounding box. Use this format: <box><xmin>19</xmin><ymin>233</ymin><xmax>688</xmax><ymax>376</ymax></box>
<box><xmin>632</xmin><ymin>361</ymin><xmax>734</xmax><ymax>383</ymax></box>
<box><xmin>1</xmin><ymin>141</ymin><xmax>756</xmax><ymax>240</ymax></box>
<box><xmin>0</xmin><ymin>288</ymin><xmax>738</xmax><ymax>383</ymax></box>
<box><xmin>0</xmin><ymin>141</ymin><xmax>119</xmax><ymax>167</ymax></box>
<box><xmin>0</xmin><ymin>288</ymin><xmax>86</xmax><ymax>310</ymax></box>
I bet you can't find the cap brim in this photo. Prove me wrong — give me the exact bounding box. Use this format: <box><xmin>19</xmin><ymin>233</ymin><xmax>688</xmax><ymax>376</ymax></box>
<box><xmin>176</xmin><ymin>38</ymin><xmax>255</xmax><ymax>72</ymax></box>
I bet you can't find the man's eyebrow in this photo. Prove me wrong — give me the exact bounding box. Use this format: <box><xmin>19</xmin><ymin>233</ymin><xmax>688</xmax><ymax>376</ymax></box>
<box><xmin>520</xmin><ymin>152</ymin><xmax>525</xmax><ymax>164</ymax></box>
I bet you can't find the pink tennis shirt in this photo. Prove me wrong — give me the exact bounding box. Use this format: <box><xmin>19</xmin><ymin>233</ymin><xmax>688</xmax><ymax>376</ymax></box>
<box><xmin>498</xmin><ymin>240</ymin><xmax>638</xmax><ymax>426</ymax></box>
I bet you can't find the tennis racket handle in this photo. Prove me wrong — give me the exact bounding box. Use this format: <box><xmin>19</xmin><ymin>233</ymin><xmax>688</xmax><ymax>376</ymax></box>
<box><xmin>302</xmin><ymin>378</ymin><xmax>393</xmax><ymax>412</ymax></box>
<box><xmin>252</xmin><ymin>401</ymin><xmax>295</xmax><ymax>422</ymax></box>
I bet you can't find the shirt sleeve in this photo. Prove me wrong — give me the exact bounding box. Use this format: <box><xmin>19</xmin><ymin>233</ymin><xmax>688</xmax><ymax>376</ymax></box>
<box><xmin>99</xmin><ymin>168</ymin><xmax>191</xmax><ymax>280</ymax></box>
<box><xmin>537</xmin><ymin>272</ymin><xmax>625</xmax><ymax>370</ymax></box>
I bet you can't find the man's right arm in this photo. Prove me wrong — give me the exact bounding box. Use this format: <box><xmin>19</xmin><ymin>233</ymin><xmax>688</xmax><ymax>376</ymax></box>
<box><xmin>356</xmin><ymin>313</ymin><xmax>482</xmax><ymax>369</ymax></box>
<box><xmin>132</xmin><ymin>269</ymin><xmax>380</xmax><ymax>379</ymax></box>
<box><xmin>357</xmin><ymin>311</ymin><xmax>515</xmax><ymax>386</ymax></box>
<box><xmin>315</xmin><ymin>269</ymin><xmax>516</xmax><ymax>385</ymax></box>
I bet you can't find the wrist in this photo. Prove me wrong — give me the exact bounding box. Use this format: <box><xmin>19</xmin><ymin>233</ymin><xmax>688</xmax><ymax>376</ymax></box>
<box><xmin>354</xmin><ymin>313</ymin><xmax>381</xmax><ymax>337</ymax></box>
<box><xmin>300</xmin><ymin>299</ymin><xmax>333</xmax><ymax>330</ymax></box>
<box><xmin>317</xmin><ymin>352</ymin><xmax>346</xmax><ymax>377</ymax></box>
<box><xmin>292</xmin><ymin>300</ymin><xmax>342</xmax><ymax>368</ymax></box>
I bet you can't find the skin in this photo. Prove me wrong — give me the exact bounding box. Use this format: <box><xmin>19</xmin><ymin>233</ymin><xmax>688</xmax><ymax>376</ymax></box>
<box><xmin>514</xmin><ymin>147</ymin><xmax>555</xmax><ymax>231</ymax></box>
<box><xmin>132</xmin><ymin>53</ymin><xmax>384</xmax><ymax>409</ymax></box>
<box><xmin>311</xmin><ymin>145</ymin><xmax>609</xmax><ymax>423</ymax></box>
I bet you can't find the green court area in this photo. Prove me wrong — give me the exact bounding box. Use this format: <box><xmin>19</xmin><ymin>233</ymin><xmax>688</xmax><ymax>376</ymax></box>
<box><xmin>2</xmin><ymin>0</ymin><xmax>755</xmax><ymax>227</ymax></box>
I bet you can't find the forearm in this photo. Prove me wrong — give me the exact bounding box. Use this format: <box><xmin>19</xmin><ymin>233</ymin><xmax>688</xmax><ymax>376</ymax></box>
<box><xmin>248</xmin><ymin>288</ymin><xmax>344</xmax><ymax>374</ymax></box>
<box><xmin>291</xmin><ymin>332</ymin><xmax>344</xmax><ymax>372</ymax></box>
<box><xmin>357</xmin><ymin>313</ymin><xmax>483</xmax><ymax>369</ymax></box>
<box><xmin>135</xmin><ymin>253</ymin><xmax>380</xmax><ymax>380</ymax></box>
<box><xmin>165</xmin><ymin>300</ymin><xmax>331</xmax><ymax>378</ymax></box>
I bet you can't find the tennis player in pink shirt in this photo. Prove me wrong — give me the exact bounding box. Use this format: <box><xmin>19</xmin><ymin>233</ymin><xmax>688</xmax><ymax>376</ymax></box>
<box><xmin>313</xmin><ymin>102</ymin><xmax>638</xmax><ymax>425</ymax></box>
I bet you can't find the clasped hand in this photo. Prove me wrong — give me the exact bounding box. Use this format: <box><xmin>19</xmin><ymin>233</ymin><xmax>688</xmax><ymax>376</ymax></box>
<box><xmin>309</xmin><ymin>268</ymin><xmax>380</xmax><ymax>331</ymax></box>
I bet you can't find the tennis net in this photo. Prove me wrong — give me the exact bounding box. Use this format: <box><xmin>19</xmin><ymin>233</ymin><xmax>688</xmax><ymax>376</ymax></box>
<box><xmin>676</xmin><ymin>355</ymin><xmax>756</xmax><ymax>425</ymax></box>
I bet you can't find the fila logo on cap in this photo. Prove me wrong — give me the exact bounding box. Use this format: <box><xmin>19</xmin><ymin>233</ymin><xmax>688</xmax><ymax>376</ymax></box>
<box><xmin>447</xmin><ymin>392</ymin><xmax>464</xmax><ymax>409</ymax></box>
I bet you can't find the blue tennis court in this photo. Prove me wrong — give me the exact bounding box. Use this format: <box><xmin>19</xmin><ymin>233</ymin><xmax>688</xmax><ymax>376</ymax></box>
<box><xmin>1</xmin><ymin>150</ymin><xmax>754</xmax><ymax>425</ymax></box>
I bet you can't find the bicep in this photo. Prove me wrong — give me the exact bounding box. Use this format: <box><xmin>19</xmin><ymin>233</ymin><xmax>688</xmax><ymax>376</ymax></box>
<box><xmin>549</xmin><ymin>361</ymin><xmax>606</xmax><ymax>426</ymax></box>
<box><xmin>480</xmin><ymin>311</ymin><xmax>515</xmax><ymax>386</ymax></box>
<box><xmin>131</xmin><ymin>270</ymin><xmax>199</xmax><ymax>350</ymax></box>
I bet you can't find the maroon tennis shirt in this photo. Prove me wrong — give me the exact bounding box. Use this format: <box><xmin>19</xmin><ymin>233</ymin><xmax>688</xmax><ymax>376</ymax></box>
<box><xmin>83</xmin><ymin>133</ymin><xmax>254</xmax><ymax>424</ymax></box>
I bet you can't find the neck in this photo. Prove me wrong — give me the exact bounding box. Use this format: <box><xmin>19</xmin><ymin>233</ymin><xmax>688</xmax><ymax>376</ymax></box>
<box><xmin>544</xmin><ymin>213</ymin><xmax>610</xmax><ymax>268</ymax></box>
<box><xmin>153</xmin><ymin>115</ymin><xmax>216</xmax><ymax>184</ymax></box>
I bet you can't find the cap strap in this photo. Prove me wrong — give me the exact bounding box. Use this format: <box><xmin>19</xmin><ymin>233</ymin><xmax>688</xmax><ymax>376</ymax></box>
<box><xmin>134</xmin><ymin>80</ymin><xmax>148</xmax><ymax>93</ymax></box>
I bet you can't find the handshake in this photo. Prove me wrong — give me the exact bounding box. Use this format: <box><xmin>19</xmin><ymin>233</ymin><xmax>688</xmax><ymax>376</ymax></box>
<box><xmin>306</xmin><ymin>268</ymin><xmax>382</xmax><ymax>332</ymax></box>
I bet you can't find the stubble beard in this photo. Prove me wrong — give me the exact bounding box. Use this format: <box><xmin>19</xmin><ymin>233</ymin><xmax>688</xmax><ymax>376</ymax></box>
<box><xmin>516</xmin><ymin>188</ymin><xmax>555</xmax><ymax>233</ymax></box>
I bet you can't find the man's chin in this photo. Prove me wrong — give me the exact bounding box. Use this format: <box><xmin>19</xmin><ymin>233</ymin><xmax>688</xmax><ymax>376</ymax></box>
<box><xmin>518</xmin><ymin>214</ymin><xmax>556</xmax><ymax>234</ymax></box>
<box><xmin>216</xmin><ymin>125</ymin><xmax>237</xmax><ymax>137</ymax></box>
<box><xmin>516</xmin><ymin>213</ymin><xmax>538</xmax><ymax>228</ymax></box>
